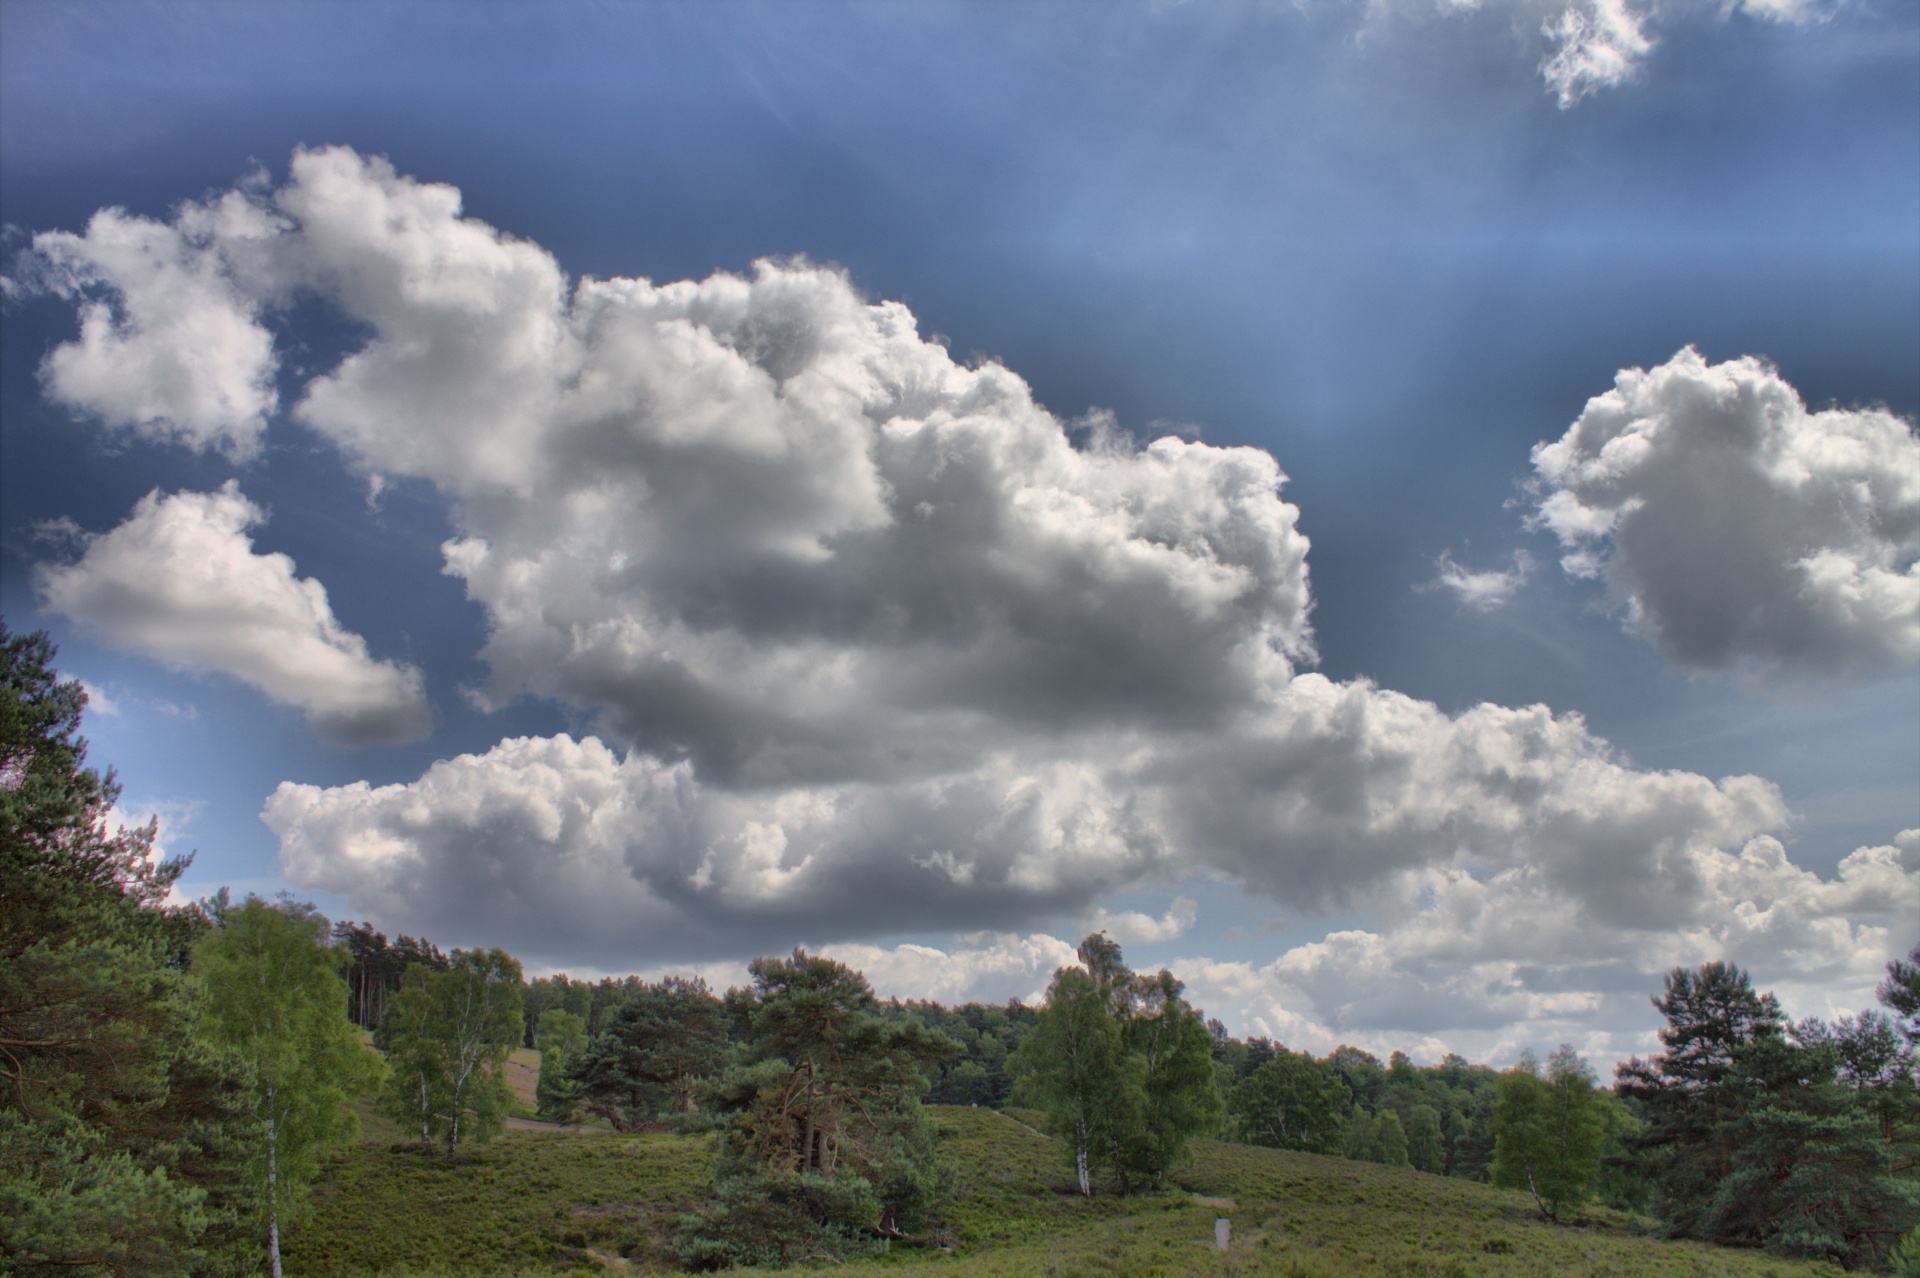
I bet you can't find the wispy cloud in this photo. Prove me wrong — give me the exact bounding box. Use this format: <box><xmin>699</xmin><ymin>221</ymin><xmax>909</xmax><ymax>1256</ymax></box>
<box><xmin>1540</xmin><ymin>0</ymin><xmax>1655</xmax><ymax>108</ymax></box>
<box><xmin>1431</xmin><ymin>550</ymin><xmax>1532</xmax><ymax>612</ymax></box>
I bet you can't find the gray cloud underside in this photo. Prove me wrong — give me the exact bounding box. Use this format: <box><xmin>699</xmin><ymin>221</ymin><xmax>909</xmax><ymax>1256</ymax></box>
<box><xmin>22</xmin><ymin>151</ymin><xmax>1915</xmax><ymax>1028</ymax></box>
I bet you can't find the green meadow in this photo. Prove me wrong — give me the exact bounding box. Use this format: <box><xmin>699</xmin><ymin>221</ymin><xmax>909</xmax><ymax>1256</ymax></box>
<box><xmin>282</xmin><ymin>1105</ymin><xmax>1841</xmax><ymax>1278</ymax></box>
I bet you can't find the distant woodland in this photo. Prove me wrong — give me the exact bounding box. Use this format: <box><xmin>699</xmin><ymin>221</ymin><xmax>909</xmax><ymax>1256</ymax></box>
<box><xmin>6</xmin><ymin>623</ymin><xmax>1918</xmax><ymax>1275</ymax></box>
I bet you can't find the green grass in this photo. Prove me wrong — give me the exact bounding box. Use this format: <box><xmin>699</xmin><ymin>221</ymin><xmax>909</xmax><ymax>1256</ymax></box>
<box><xmin>282</xmin><ymin>1109</ymin><xmax>710</xmax><ymax>1275</ymax></box>
<box><xmin>284</xmin><ymin>1106</ymin><xmax>1848</xmax><ymax>1277</ymax></box>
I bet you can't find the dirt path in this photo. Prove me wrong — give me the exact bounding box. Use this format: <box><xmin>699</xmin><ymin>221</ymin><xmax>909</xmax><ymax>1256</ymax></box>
<box><xmin>990</xmin><ymin>1108</ymin><xmax>1047</xmax><ymax>1138</ymax></box>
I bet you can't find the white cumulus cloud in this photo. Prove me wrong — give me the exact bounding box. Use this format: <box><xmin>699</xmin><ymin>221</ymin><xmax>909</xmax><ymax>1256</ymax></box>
<box><xmin>12</xmin><ymin>193</ymin><xmax>286</xmax><ymax>457</ymax></box>
<box><xmin>1172</xmin><ymin>827</ymin><xmax>1919</xmax><ymax>1065</ymax></box>
<box><xmin>36</xmin><ymin>483</ymin><xmax>431</xmax><ymax>745</ymax></box>
<box><xmin>1530</xmin><ymin>348</ymin><xmax>1920</xmax><ymax>681</ymax></box>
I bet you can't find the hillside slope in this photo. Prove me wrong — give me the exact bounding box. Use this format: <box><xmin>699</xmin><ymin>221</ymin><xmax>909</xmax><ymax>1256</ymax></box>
<box><xmin>283</xmin><ymin>1105</ymin><xmax>1844</xmax><ymax>1277</ymax></box>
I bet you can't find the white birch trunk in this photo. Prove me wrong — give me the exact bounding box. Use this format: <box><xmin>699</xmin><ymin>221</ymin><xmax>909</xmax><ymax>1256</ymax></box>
<box><xmin>267</xmin><ymin>1103</ymin><xmax>283</xmax><ymax>1278</ymax></box>
<box><xmin>1075</xmin><ymin>1118</ymin><xmax>1091</xmax><ymax>1197</ymax></box>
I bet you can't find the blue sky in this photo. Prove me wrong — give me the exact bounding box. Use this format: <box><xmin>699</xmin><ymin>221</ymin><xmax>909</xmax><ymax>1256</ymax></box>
<box><xmin>2</xmin><ymin>0</ymin><xmax>1915</xmax><ymax>1065</ymax></box>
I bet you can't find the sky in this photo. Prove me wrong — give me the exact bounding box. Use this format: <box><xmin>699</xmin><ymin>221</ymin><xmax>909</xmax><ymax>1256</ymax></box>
<box><xmin>1</xmin><ymin>0</ymin><xmax>1915</xmax><ymax>1069</ymax></box>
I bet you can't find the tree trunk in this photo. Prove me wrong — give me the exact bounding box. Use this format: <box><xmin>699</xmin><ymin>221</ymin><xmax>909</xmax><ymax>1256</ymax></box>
<box><xmin>267</xmin><ymin>1106</ymin><xmax>283</xmax><ymax>1278</ymax></box>
<box><xmin>1075</xmin><ymin>1118</ymin><xmax>1091</xmax><ymax>1197</ymax></box>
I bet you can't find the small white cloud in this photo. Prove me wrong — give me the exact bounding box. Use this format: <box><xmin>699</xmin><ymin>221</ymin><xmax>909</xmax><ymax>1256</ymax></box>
<box><xmin>1733</xmin><ymin>0</ymin><xmax>1830</xmax><ymax>22</ymax></box>
<box><xmin>1529</xmin><ymin>348</ymin><xmax>1920</xmax><ymax>681</ymax></box>
<box><xmin>13</xmin><ymin>193</ymin><xmax>286</xmax><ymax>457</ymax></box>
<box><xmin>1431</xmin><ymin>550</ymin><xmax>1532</xmax><ymax>612</ymax></box>
<box><xmin>77</xmin><ymin>679</ymin><xmax>119</xmax><ymax>716</ymax></box>
<box><xmin>1541</xmin><ymin>0</ymin><xmax>1655</xmax><ymax>107</ymax></box>
<box><xmin>36</xmin><ymin>483</ymin><xmax>431</xmax><ymax>745</ymax></box>
<box><xmin>1084</xmin><ymin>897</ymin><xmax>1199</xmax><ymax>946</ymax></box>
<box><xmin>823</xmin><ymin>932</ymin><xmax>1080</xmax><ymax>1006</ymax></box>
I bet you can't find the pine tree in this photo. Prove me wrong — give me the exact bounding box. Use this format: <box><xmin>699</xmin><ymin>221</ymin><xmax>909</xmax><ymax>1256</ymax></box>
<box><xmin>1620</xmin><ymin>961</ymin><xmax>1917</xmax><ymax>1266</ymax></box>
<box><xmin>1</xmin><ymin>625</ymin><xmax>263</xmax><ymax>1276</ymax></box>
<box><xmin>534</xmin><ymin>1009</ymin><xmax>588</xmax><ymax>1123</ymax></box>
<box><xmin>675</xmin><ymin>951</ymin><xmax>957</xmax><ymax>1268</ymax></box>
<box><xmin>1617</xmin><ymin>961</ymin><xmax>1786</xmax><ymax>1232</ymax></box>
<box><xmin>570</xmin><ymin>977</ymin><xmax>727</xmax><ymax>1128</ymax></box>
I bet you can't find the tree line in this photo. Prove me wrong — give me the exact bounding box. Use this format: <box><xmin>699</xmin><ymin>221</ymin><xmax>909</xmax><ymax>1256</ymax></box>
<box><xmin>5</xmin><ymin>623</ymin><xmax>1916</xmax><ymax>1273</ymax></box>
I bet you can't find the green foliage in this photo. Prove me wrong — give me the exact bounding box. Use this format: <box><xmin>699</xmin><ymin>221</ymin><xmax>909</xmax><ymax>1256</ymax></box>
<box><xmin>194</xmin><ymin>896</ymin><xmax>386</xmax><ymax>1271</ymax></box>
<box><xmin>673</xmin><ymin>1170</ymin><xmax>883</xmax><ymax>1270</ymax></box>
<box><xmin>1373</xmin><ymin>1108</ymin><xmax>1411</xmax><ymax>1169</ymax></box>
<box><xmin>567</xmin><ymin>978</ymin><xmax>726</xmax><ymax>1130</ymax></box>
<box><xmin>1620</xmin><ymin>960</ymin><xmax>1918</xmax><ymax>1268</ymax></box>
<box><xmin>534</xmin><ymin>1010</ymin><xmax>588</xmax><ymax>1123</ymax></box>
<box><xmin>1115</xmin><ymin>969</ymin><xmax>1226</xmax><ymax>1190</ymax></box>
<box><xmin>1010</xmin><ymin>962</ymin><xmax>1142</xmax><ymax>1196</ymax></box>
<box><xmin>1011</xmin><ymin>937</ymin><xmax>1225</xmax><ymax>1197</ymax></box>
<box><xmin>1892</xmin><ymin>1223</ymin><xmax>1920</xmax><ymax>1278</ymax></box>
<box><xmin>1490</xmin><ymin>1046</ymin><xmax>1605</xmax><ymax>1222</ymax></box>
<box><xmin>1228</xmin><ymin>1050</ymin><xmax>1351</xmax><ymax>1156</ymax></box>
<box><xmin>377</xmin><ymin>949</ymin><xmax>525</xmax><ymax>1157</ymax></box>
<box><xmin>1406</xmin><ymin>1104</ymin><xmax>1445</xmax><ymax>1173</ymax></box>
<box><xmin>677</xmin><ymin>949</ymin><xmax>958</xmax><ymax>1267</ymax></box>
<box><xmin>1591</xmin><ymin>1088</ymin><xmax>1651</xmax><ymax>1213</ymax></box>
<box><xmin>888</xmin><ymin>998</ymin><xmax>1038</xmax><ymax>1108</ymax></box>
<box><xmin>1342</xmin><ymin>1105</ymin><xmax>1413</xmax><ymax>1168</ymax></box>
<box><xmin>1</xmin><ymin>624</ymin><xmax>263</xmax><ymax>1276</ymax></box>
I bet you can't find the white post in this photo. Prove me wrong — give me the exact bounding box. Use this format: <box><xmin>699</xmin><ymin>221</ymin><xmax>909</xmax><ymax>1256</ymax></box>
<box><xmin>1215</xmin><ymin>1217</ymin><xmax>1230</xmax><ymax>1252</ymax></box>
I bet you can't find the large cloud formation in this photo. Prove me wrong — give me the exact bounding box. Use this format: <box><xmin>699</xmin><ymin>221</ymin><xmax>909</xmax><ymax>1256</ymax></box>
<box><xmin>20</xmin><ymin>149</ymin><xmax>1915</xmax><ymax>1052</ymax></box>
<box><xmin>1531</xmin><ymin>348</ymin><xmax>1920</xmax><ymax>681</ymax></box>
<box><xmin>36</xmin><ymin>482</ymin><xmax>431</xmax><ymax>745</ymax></box>
<box><xmin>1173</xmin><ymin>826</ymin><xmax>1920</xmax><ymax>1062</ymax></box>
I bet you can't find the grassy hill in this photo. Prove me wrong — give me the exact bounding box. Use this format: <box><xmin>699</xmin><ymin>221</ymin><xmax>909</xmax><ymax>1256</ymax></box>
<box><xmin>282</xmin><ymin>1105</ymin><xmax>1845</xmax><ymax>1277</ymax></box>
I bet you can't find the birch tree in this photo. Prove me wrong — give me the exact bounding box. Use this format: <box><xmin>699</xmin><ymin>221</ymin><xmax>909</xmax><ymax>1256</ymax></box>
<box><xmin>192</xmin><ymin>897</ymin><xmax>384</xmax><ymax>1278</ymax></box>
<box><xmin>1491</xmin><ymin>1046</ymin><xmax>1604</xmax><ymax>1222</ymax></box>
<box><xmin>1117</xmin><ymin>968</ymin><xmax>1225</xmax><ymax>1189</ymax></box>
<box><xmin>1009</xmin><ymin>965</ymin><xmax>1140</xmax><ymax>1195</ymax></box>
<box><xmin>377</xmin><ymin>948</ymin><xmax>523</xmax><ymax>1157</ymax></box>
